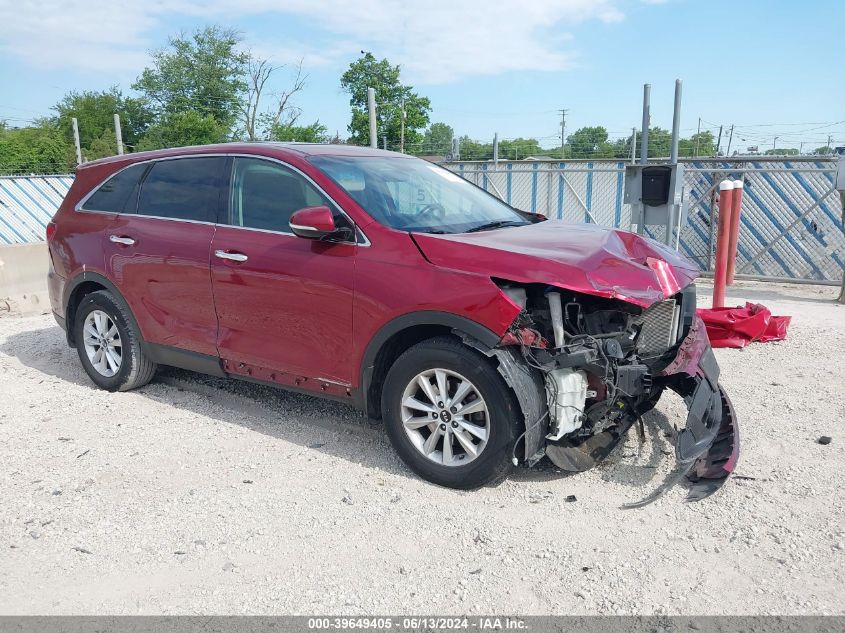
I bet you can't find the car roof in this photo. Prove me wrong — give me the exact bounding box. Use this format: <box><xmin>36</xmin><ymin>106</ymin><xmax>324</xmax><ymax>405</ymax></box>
<box><xmin>77</xmin><ymin>142</ymin><xmax>411</xmax><ymax>171</ymax></box>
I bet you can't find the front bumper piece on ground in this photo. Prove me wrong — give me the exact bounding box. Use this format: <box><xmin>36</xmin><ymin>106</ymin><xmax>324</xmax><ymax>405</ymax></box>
<box><xmin>624</xmin><ymin>315</ymin><xmax>740</xmax><ymax>506</ymax></box>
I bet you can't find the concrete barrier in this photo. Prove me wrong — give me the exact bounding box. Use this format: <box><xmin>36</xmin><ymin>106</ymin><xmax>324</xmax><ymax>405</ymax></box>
<box><xmin>0</xmin><ymin>242</ymin><xmax>49</xmax><ymax>316</ymax></box>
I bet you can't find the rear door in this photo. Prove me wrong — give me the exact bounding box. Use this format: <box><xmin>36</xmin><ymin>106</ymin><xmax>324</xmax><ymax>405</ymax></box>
<box><xmin>104</xmin><ymin>156</ymin><xmax>228</xmax><ymax>357</ymax></box>
<box><xmin>72</xmin><ymin>162</ymin><xmax>150</xmax><ymax>282</ymax></box>
<box><xmin>210</xmin><ymin>156</ymin><xmax>356</xmax><ymax>389</ymax></box>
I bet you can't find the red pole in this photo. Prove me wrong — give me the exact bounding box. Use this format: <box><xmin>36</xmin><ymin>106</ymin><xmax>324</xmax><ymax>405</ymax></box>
<box><xmin>726</xmin><ymin>179</ymin><xmax>744</xmax><ymax>285</ymax></box>
<box><xmin>712</xmin><ymin>180</ymin><xmax>735</xmax><ymax>309</ymax></box>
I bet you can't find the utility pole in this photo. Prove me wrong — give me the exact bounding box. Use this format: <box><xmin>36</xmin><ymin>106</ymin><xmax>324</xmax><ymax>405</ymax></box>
<box><xmin>726</xmin><ymin>124</ymin><xmax>734</xmax><ymax>157</ymax></box>
<box><xmin>399</xmin><ymin>98</ymin><xmax>405</xmax><ymax>154</ymax></box>
<box><xmin>113</xmin><ymin>113</ymin><xmax>124</xmax><ymax>155</ymax></box>
<box><xmin>451</xmin><ymin>137</ymin><xmax>461</xmax><ymax>161</ymax></box>
<box><xmin>493</xmin><ymin>133</ymin><xmax>499</xmax><ymax>165</ymax></box>
<box><xmin>367</xmin><ymin>87</ymin><xmax>377</xmax><ymax>148</ymax></box>
<box><xmin>71</xmin><ymin>117</ymin><xmax>82</xmax><ymax>165</ymax></box>
<box><xmin>383</xmin><ymin>134</ymin><xmax>387</xmax><ymax>150</ymax></box>
<box><xmin>773</xmin><ymin>136</ymin><xmax>779</xmax><ymax>152</ymax></box>
<box><xmin>694</xmin><ymin>117</ymin><xmax>701</xmax><ymax>157</ymax></box>
<box><xmin>558</xmin><ymin>109</ymin><xmax>568</xmax><ymax>159</ymax></box>
<box><xmin>827</xmin><ymin>135</ymin><xmax>833</xmax><ymax>153</ymax></box>
<box><xmin>715</xmin><ymin>125</ymin><xmax>723</xmax><ymax>157</ymax></box>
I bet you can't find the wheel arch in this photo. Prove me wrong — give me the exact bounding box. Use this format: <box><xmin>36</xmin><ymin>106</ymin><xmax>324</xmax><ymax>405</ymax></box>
<box><xmin>357</xmin><ymin>311</ymin><xmax>503</xmax><ymax>420</ymax></box>
<box><xmin>63</xmin><ymin>272</ymin><xmax>141</xmax><ymax>348</ymax></box>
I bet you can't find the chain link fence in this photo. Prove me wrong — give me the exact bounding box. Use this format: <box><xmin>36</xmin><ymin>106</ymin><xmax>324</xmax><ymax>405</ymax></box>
<box><xmin>443</xmin><ymin>158</ymin><xmax>843</xmax><ymax>284</ymax></box>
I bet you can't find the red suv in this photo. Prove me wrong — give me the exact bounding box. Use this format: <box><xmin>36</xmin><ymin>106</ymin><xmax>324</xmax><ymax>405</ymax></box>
<box><xmin>47</xmin><ymin>143</ymin><xmax>738</xmax><ymax>495</ymax></box>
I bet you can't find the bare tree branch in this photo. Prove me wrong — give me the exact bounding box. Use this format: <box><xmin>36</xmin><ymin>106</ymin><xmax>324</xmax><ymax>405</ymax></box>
<box><xmin>238</xmin><ymin>56</ymin><xmax>308</xmax><ymax>141</ymax></box>
<box><xmin>268</xmin><ymin>60</ymin><xmax>308</xmax><ymax>131</ymax></box>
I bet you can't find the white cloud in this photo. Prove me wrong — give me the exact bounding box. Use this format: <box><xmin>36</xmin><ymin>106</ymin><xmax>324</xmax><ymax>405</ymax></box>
<box><xmin>0</xmin><ymin>0</ymin><xmax>158</xmax><ymax>72</ymax></box>
<box><xmin>0</xmin><ymin>0</ymin><xmax>632</xmax><ymax>83</ymax></box>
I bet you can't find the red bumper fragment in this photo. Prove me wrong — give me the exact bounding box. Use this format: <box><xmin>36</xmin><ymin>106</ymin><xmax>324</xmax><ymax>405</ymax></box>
<box><xmin>697</xmin><ymin>302</ymin><xmax>791</xmax><ymax>348</ymax></box>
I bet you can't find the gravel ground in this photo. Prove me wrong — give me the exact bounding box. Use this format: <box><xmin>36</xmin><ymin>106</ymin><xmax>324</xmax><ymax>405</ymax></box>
<box><xmin>0</xmin><ymin>280</ymin><xmax>843</xmax><ymax>615</ymax></box>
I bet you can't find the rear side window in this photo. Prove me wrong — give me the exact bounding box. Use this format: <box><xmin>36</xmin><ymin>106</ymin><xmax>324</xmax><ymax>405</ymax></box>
<box><xmin>137</xmin><ymin>157</ymin><xmax>226</xmax><ymax>222</ymax></box>
<box><xmin>80</xmin><ymin>163</ymin><xmax>148</xmax><ymax>213</ymax></box>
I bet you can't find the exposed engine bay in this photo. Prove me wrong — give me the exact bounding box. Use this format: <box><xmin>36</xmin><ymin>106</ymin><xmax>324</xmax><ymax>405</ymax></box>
<box><xmin>494</xmin><ymin>279</ymin><xmax>739</xmax><ymax>504</ymax></box>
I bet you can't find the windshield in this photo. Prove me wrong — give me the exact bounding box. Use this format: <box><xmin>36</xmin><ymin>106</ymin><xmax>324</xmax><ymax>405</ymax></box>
<box><xmin>309</xmin><ymin>155</ymin><xmax>528</xmax><ymax>234</ymax></box>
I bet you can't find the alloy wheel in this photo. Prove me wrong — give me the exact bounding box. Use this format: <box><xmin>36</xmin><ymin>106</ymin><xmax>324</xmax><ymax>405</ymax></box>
<box><xmin>400</xmin><ymin>368</ymin><xmax>489</xmax><ymax>466</ymax></box>
<box><xmin>82</xmin><ymin>310</ymin><xmax>123</xmax><ymax>377</ymax></box>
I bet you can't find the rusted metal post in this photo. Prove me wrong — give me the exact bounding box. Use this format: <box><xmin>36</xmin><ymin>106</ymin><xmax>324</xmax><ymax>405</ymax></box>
<box><xmin>726</xmin><ymin>179</ymin><xmax>744</xmax><ymax>285</ymax></box>
<box><xmin>712</xmin><ymin>180</ymin><xmax>735</xmax><ymax>308</ymax></box>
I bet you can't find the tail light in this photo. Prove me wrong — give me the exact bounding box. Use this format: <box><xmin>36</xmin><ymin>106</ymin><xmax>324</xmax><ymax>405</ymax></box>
<box><xmin>46</xmin><ymin>221</ymin><xmax>57</xmax><ymax>242</ymax></box>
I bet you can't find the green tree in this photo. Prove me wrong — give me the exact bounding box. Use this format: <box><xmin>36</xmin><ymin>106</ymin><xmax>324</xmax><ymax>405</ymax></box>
<box><xmin>566</xmin><ymin>126</ymin><xmax>614</xmax><ymax>158</ymax></box>
<box><xmin>340</xmin><ymin>52</ymin><xmax>431</xmax><ymax>149</ymax></box>
<box><xmin>420</xmin><ymin>122</ymin><xmax>453</xmax><ymax>155</ymax></box>
<box><xmin>0</xmin><ymin>119</ymin><xmax>73</xmax><ymax>174</ymax></box>
<box><xmin>454</xmin><ymin>136</ymin><xmax>491</xmax><ymax>160</ymax></box>
<box><xmin>645</xmin><ymin>127</ymin><xmax>672</xmax><ymax>158</ymax></box>
<box><xmin>53</xmin><ymin>87</ymin><xmax>152</xmax><ymax>158</ymax></box>
<box><xmin>815</xmin><ymin>146</ymin><xmax>834</xmax><ymax>155</ymax></box>
<box><xmin>609</xmin><ymin>135</ymin><xmax>634</xmax><ymax>159</ymax></box>
<box><xmin>678</xmin><ymin>131</ymin><xmax>715</xmax><ymax>158</ymax></box>
<box><xmin>268</xmin><ymin>120</ymin><xmax>328</xmax><ymax>143</ymax></box>
<box><xmin>133</xmin><ymin>26</ymin><xmax>248</xmax><ymax>137</ymax></box>
<box><xmin>135</xmin><ymin>111</ymin><xmax>228</xmax><ymax>151</ymax></box>
<box><xmin>764</xmin><ymin>148</ymin><xmax>799</xmax><ymax>156</ymax></box>
<box><xmin>451</xmin><ymin>137</ymin><xmax>549</xmax><ymax>161</ymax></box>
<box><xmin>499</xmin><ymin>138</ymin><xmax>543</xmax><ymax>160</ymax></box>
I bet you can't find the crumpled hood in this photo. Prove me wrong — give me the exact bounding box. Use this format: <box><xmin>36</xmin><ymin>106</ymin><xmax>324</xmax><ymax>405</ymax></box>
<box><xmin>412</xmin><ymin>221</ymin><xmax>700</xmax><ymax>308</ymax></box>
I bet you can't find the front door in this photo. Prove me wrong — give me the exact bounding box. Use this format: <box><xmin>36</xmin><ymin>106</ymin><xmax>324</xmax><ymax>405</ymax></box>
<box><xmin>104</xmin><ymin>156</ymin><xmax>227</xmax><ymax>357</ymax></box>
<box><xmin>210</xmin><ymin>157</ymin><xmax>356</xmax><ymax>391</ymax></box>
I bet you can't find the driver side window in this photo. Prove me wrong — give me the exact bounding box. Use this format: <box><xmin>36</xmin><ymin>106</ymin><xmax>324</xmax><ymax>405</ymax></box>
<box><xmin>230</xmin><ymin>157</ymin><xmax>350</xmax><ymax>234</ymax></box>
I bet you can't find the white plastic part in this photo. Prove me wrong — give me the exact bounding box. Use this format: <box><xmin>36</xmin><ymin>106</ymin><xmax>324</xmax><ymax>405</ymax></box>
<box><xmin>502</xmin><ymin>286</ymin><xmax>527</xmax><ymax>309</ymax></box>
<box><xmin>547</xmin><ymin>292</ymin><xmax>565</xmax><ymax>349</ymax></box>
<box><xmin>545</xmin><ymin>368</ymin><xmax>588</xmax><ymax>440</ymax></box>
<box><xmin>733</xmin><ymin>179</ymin><xmax>744</xmax><ymax>189</ymax></box>
<box><xmin>670</xmin><ymin>302</ymin><xmax>682</xmax><ymax>346</ymax></box>
<box><xmin>719</xmin><ymin>179</ymin><xmax>735</xmax><ymax>191</ymax></box>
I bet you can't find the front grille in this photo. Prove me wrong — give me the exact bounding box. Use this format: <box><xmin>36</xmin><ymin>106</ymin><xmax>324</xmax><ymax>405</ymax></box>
<box><xmin>636</xmin><ymin>298</ymin><xmax>681</xmax><ymax>357</ymax></box>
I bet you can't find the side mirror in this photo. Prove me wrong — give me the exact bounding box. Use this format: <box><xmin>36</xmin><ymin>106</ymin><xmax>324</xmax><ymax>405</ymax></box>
<box><xmin>289</xmin><ymin>206</ymin><xmax>337</xmax><ymax>239</ymax></box>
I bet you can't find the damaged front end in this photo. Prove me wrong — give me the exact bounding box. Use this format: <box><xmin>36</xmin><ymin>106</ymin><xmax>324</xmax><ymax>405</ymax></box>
<box><xmin>496</xmin><ymin>280</ymin><xmax>740</xmax><ymax>503</ymax></box>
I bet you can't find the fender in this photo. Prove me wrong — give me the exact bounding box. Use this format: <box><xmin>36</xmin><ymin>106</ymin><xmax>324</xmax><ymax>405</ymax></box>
<box><xmin>357</xmin><ymin>310</ymin><xmax>503</xmax><ymax>415</ymax></box>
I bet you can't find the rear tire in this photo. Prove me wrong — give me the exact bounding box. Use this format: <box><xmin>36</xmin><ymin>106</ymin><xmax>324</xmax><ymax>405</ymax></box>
<box><xmin>73</xmin><ymin>290</ymin><xmax>157</xmax><ymax>392</ymax></box>
<box><xmin>381</xmin><ymin>336</ymin><xmax>520</xmax><ymax>489</ymax></box>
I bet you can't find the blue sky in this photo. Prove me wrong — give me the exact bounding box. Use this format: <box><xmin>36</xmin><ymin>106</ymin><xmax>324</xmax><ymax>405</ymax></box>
<box><xmin>1</xmin><ymin>0</ymin><xmax>843</xmax><ymax>151</ymax></box>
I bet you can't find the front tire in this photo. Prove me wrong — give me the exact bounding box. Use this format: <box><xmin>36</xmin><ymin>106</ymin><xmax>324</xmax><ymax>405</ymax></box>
<box><xmin>73</xmin><ymin>290</ymin><xmax>157</xmax><ymax>392</ymax></box>
<box><xmin>381</xmin><ymin>336</ymin><xmax>521</xmax><ymax>489</ymax></box>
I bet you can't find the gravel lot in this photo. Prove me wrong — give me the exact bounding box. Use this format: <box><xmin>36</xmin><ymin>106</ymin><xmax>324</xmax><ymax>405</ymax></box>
<box><xmin>0</xmin><ymin>280</ymin><xmax>843</xmax><ymax>615</ymax></box>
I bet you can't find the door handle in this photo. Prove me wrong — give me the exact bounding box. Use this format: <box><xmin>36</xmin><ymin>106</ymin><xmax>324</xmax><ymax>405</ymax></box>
<box><xmin>109</xmin><ymin>235</ymin><xmax>136</xmax><ymax>246</ymax></box>
<box><xmin>214</xmin><ymin>249</ymin><xmax>248</xmax><ymax>262</ymax></box>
